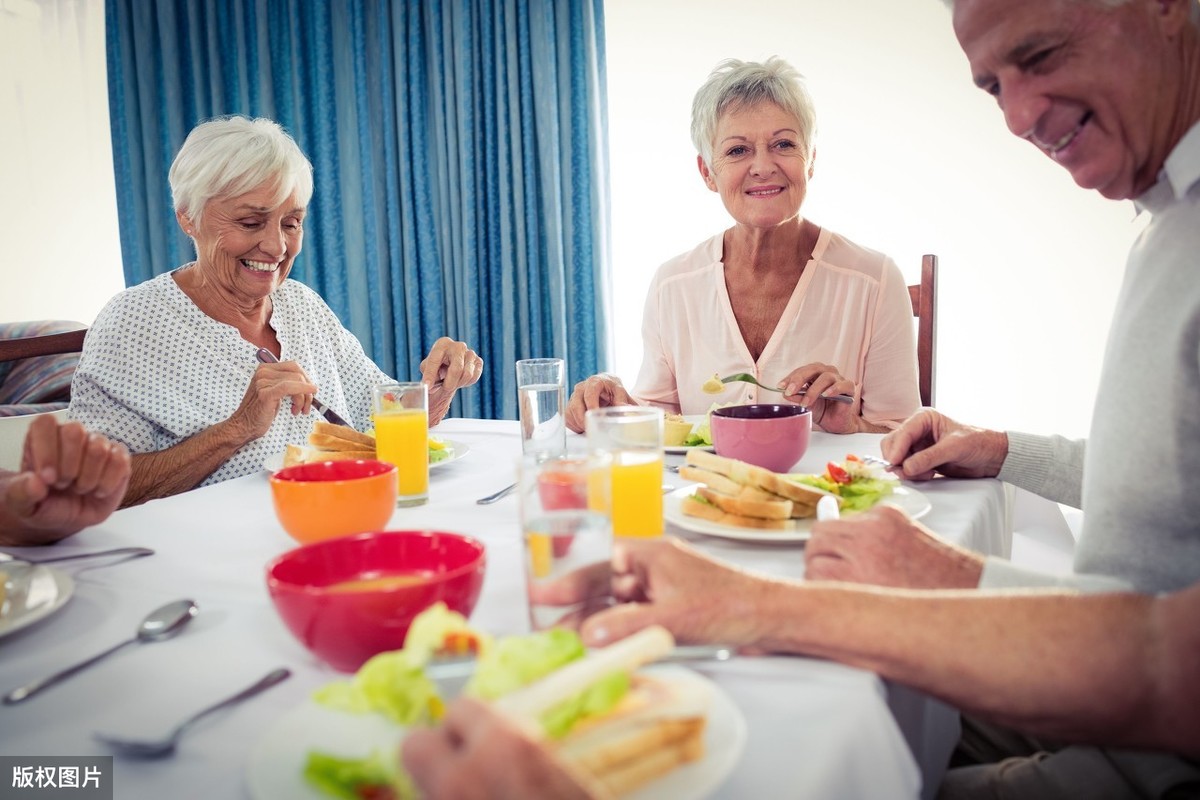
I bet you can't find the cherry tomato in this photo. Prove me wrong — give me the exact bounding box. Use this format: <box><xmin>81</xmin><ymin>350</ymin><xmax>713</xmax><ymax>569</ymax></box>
<box><xmin>826</xmin><ymin>462</ymin><xmax>852</xmax><ymax>484</ymax></box>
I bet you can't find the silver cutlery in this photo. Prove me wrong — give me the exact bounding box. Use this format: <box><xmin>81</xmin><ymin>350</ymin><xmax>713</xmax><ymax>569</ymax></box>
<box><xmin>718</xmin><ymin>373</ymin><xmax>854</xmax><ymax>404</ymax></box>
<box><xmin>0</xmin><ymin>547</ymin><xmax>154</xmax><ymax>565</ymax></box>
<box><xmin>426</xmin><ymin>644</ymin><xmax>734</xmax><ymax>681</ymax></box>
<box><xmin>93</xmin><ymin>667</ymin><xmax>291</xmax><ymax>758</ymax></box>
<box><xmin>476</xmin><ymin>482</ymin><xmax>517</xmax><ymax>505</ymax></box>
<box><xmin>254</xmin><ymin>348</ymin><xmax>353</xmax><ymax>427</ymax></box>
<box><xmin>3</xmin><ymin>599</ymin><xmax>198</xmax><ymax>705</ymax></box>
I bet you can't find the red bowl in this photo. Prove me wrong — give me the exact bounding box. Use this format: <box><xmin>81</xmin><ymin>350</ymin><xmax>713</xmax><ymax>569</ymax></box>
<box><xmin>711</xmin><ymin>404</ymin><xmax>812</xmax><ymax>473</ymax></box>
<box><xmin>265</xmin><ymin>530</ymin><xmax>486</xmax><ymax>672</ymax></box>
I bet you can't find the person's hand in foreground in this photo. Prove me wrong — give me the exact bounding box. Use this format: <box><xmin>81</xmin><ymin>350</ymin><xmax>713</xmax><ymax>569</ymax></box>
<box><xmin>805</xmin><ymin>504</ymin><xmax>984</xmax><ymax>588</ymax></box>
<box><xmin>881</xmin><ymin>409</ymin><xmax>1008</xmax><ymax>481</ymax></box>
<box><xmin>420</xmin><ymin>337</ymin><xmax>484</xmax><ymax>425</ymax></box>
<box><xmin>0</xmin><ymin>414</ymin><xmax>131</xmax><ymax>545</ymax></box>
<box><xmin>532</xmin><ymin>536</ymin><xmax>773</xmax><ymax>648</ymax></box>
<box><xmin>402</xmin><ymin>697</ymin><xmax>597</xmax><ymax>800</ymax></box>
<box><xmin>564</xmin><ymin>374</ymin><xmax>636</xmax><ymax>434</ymax></box>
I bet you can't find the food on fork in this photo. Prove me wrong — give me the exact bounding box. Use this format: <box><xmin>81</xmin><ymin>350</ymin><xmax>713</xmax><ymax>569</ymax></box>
<box><xmin>678</xmin><ymin>449</ymin><xmax>836</xmax><ymax>529</ymax></box>
<box><xmin>700</xmin><ymin>373</ymin><xmax>724</xmax><ymax>395</ymax></box>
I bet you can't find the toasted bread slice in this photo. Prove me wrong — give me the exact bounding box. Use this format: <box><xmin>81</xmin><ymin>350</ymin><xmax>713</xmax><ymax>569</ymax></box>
<box><xmin>283</xmin><ymin>444</ymin><xmax>376</xmax><ymax>468</ymax></box>
<box><xmin>685</xmin><ymin>449</ymin><xmax>833</xmax><ymax>506</ymax></box>
<box><xmin>695</xmin><ymin>486</ymin><xmax>792</xmax><ymax>520</ymax></box>
<box><xmin>308</xmin><ymin>420</ymin><xmax>376</xmax><ymax>451</ymax></box>
<box><xmin>677</xmin><ymin>466</ymin><xmax>742</xmax><ymax>496</ymax></box>
<box><xmin>680</xmin><ymin>495</ymin><xmax>791</xmax><ymax>530</ymax></box>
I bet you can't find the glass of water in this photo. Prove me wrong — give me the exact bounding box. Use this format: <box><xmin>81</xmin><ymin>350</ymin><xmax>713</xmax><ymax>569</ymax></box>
<box><xmin>519</xmin><ymin>453</ymin><xmax>613</xmax><ymax>631</ymax></box>
<box><xmin>515</xmin><ymin>358</ymin><xmax>567</xmax><ymax>461</ymax></box>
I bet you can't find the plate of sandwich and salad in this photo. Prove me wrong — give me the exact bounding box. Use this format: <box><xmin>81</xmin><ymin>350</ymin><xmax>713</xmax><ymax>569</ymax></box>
<box><xmin>665</xmin><ymin>450</ymin><xmax>931</xmax><ymax>543</ymax></box>
<box><xmin>247</xmin><ymin>604</ymin><xmax>746</xmax><ymax>800</ymax></box>
<box><xmin>263</xmin><ymin>421</ymin><xmax>470</xmax><ymax>473</ymax></box>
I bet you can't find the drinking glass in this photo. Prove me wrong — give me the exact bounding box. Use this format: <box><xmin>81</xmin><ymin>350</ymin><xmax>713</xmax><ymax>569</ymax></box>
<box><xmin>371</xmin><ymin>382</ymin><xmax>428</xmax><ymax>507</ymax></box>
<box><xmin>585</xmin><ymin>406</ymin><xmax>664</xmax><ymax>538</ymax></box>
<box><xmin>519</xmin><ymin>453</ymin><xmax>612</xmax><ymax>631</ymax></box>
<box><xmin>515</xmin><ymin>358</ymin><xmax>566</xmax><ymax>461</ymax></box>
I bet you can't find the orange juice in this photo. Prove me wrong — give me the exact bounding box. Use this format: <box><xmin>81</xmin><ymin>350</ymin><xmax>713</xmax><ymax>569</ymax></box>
<box><xmin>610</xmin><ymin>452</ymin><xmax>663</xmax><ymax>537</ymax></box>
<box><xmin>374</xmin><ymin>409</ymin><xmax>428</xmax><ymax>500</ymax></box>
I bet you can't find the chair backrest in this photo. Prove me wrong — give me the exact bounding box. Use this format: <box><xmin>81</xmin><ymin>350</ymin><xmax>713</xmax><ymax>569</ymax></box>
<box><xmin>0</xmin><ymin>328</ymin><xmax>87</xmax><ymax>363</ymax></box>
<box><xmin>908</xmin><ymin>255</ymin><xmax>938</xmax><ymax>408</ymax></box>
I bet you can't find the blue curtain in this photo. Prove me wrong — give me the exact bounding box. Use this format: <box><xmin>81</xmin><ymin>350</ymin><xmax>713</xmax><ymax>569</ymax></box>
<box><xmin>105</xmin><ymin>0</ymin><xmax>611</xmax><ymax>420</ymax></box>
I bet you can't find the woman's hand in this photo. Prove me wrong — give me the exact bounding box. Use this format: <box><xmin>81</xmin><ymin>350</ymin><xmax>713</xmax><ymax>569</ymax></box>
<box><xmin>564</xmin><ymin>374</ymin><xmax>634</xmax><ymax>433</ymax></box>
<box><xmin>0</xmin><ymin>415</ymin><xmax>131</xmax><ymax>545</ymax></box>
<box><xmin>421</xmin><ymin>338</ymin><xmax>484</xmax><ymax>425</ymax></box>
<box><xmin>228</xmin><ymin>362</ymin><xmax>318</xmax><ymax>442</ymax></box>
<box><xmin>779</xmin><ymin>363</ymin><xmax>859</xmax><ymax>433</ymax></box>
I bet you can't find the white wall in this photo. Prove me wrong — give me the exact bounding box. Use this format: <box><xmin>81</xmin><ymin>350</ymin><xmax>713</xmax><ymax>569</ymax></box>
<box><xmin>3</xmin><ymin>0</ymin><xmax>1138</xmax><ymax>440</ymax></box>
<box><xmin>604</xmin><ymin>0</ymin><xmax>1141</xmax><ymax>440</ymax></box>
<box><xmin>0</xmin><ymin>0</ymin><xmax>124</xmax><ymax>326</ymax></box>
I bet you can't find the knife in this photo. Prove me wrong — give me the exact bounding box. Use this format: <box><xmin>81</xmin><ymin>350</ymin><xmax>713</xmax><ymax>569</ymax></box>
<box><xmin>254</xmin><ymin>348</ymin><xmax>353</xmax><ymax>428</ymax></box>
<box><xmin>425</xmin><ymin>644</ymin><xmax>735</xmax><ymax>682</ymax></box>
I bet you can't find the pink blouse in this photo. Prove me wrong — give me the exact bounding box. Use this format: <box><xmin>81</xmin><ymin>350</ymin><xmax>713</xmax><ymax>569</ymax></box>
<box><xmin>631</xmin><ymin>227</ymin><xmax>920</xmax><ymax>429</ymax></box>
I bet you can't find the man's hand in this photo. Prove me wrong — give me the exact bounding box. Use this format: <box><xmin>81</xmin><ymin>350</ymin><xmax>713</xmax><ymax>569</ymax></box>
<box><xmin>1</xmin><ymin>415</ymin><xmax>131</xmax><ymax>545</ymax></box>
<box><xmin>805</xmin><ymin>504</ymin><xmax>984</xmax><ymax>589</ymax></box>
<box><xmin>881</xmin><ymin>409</ymin><xmax>1008</xmax><ymax>481</ymax></box>
<box><xmin>402</xmin><ymin>697</ymin><xmax>596</xmax><ymax>800</ymax></box>
<box><xmin>564</xmin><ymin>374</ymin><xmax>635</xmax><ymax>433</ymax></box>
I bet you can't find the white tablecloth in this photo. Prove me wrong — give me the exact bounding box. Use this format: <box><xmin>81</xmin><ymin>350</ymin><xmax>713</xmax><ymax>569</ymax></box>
<box><xmin>0</xmin><ymin>419</ymin><xmax>1009</xmax><ymax>799</ymax></box>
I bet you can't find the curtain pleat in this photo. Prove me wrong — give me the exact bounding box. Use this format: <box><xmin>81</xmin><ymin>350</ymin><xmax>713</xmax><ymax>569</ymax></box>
<box><xmin>106</xmin><ymin>0</ymin><xmax>609</xmax><ymax>421</ymax></box>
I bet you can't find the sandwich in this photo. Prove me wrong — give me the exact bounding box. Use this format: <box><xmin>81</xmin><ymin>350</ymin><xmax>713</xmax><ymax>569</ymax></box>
<box><xmin>281</xmin><ymin>421</ymin><xmax>453</xmax><ymax>468</ymax></box>
<box><xmin>679</xmin><ymin>449</ymin><xmax>836</xmax><ymax>529</ymax></box>
<box><xmin>490</xmin><ymin>625</ymin><xmax>710</xmax><ymax>797</ymax></box>
<box><xmin>304</xmin><ymin>616</ymin><xmax>710</xmax><ymax>799</ymax></box>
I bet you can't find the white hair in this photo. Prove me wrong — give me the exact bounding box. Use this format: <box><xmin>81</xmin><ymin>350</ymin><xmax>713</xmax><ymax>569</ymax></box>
<box><xmin>690</xmin><ymin>57</ymin><xmax>817</xmax><ymax>169</ymax></box>
<box><xmin>168</xmin><ymin>115</ymin><xmax>314</xmax><ymax>227</ymax></box>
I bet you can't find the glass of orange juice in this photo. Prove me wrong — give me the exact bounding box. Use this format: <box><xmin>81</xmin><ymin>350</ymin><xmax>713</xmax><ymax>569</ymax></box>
<box><xmin>519</xmin><ymin>453</ymin><xmax>612</xmax><ymax>631</ymax></box>
<box><xmin>371</xmin><ymin>382</ymin><xmax>428</xmax><ymax>507</ymax></box>
<box><xmin>585</xmin><ymin>406</ymin><xmax>664</xmax><ymax>538</ymax></box>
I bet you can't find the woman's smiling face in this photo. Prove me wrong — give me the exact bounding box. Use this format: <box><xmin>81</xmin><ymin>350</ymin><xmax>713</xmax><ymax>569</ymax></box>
<box><xmin>699</xmin><ymin>101</ymin><xmax>814</xmax><ymax>230</ymax></box>
<box><xmin>183</xmin><ymin>184</ymin><xmax>306</xmax><ymax>303</ymax></box>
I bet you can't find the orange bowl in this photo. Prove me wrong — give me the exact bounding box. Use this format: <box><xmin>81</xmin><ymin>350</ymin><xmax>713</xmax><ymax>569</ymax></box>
<box><xmin>269</xmin><ymin>460</ymin><xmax>397</xmax><ymax>544</ymax></box>
<box><xmin>265</xmin><ymin>530</ymin><xmax>487</xmax><ymax>672</ymax></box>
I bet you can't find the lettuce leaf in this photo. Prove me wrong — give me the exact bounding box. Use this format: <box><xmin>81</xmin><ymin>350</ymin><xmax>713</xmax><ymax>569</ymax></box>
<box><xmin>540</xmin><ymin>670</ymin><xmax>630</xmax><ymax>739</ymax></box>
<box><xmin>304</xmin><ymin>750</ymin><xmax>414</xmax><ymax>800</ymax></box>
<box><xmin>464</xmin><ymin>628</ymin><xmax>585</xmax><ymax>700</ymax></box>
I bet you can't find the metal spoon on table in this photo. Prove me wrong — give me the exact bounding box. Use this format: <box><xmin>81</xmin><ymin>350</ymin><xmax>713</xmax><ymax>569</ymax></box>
<box><xmin>3</xmin><ymin>599</ymin><xmax>198</xmax><ymax>705</ymax></box>
<box><xmin>709</xmin><ymin>373</ymin><xmax>855</xmax><ymax>404</ymax></box>
<box><xmin>0</xmin><ymin>547</ymin><xmax>154</xmax><ymax>566</ymax></box>
<box><xmin>93</xmin><ymin>667</ymin><xmax>291</xmax><ymax>758</ymax></box>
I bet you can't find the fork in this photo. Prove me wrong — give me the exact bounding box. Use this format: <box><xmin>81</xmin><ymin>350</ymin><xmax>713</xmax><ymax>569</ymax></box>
<box><xmin>93</xmin><ymin>667</ymin><xmax>291</xmax><ymax>758</ymax></box>
<box><xmin>254</xmin><ymin>349</ymin><xmax>353</xmax><ymax>427</ymax></box>
<box><xmin>718</xmin><ymin>373</ymin><xmax>854</xmax><ymax>404</ymax></box>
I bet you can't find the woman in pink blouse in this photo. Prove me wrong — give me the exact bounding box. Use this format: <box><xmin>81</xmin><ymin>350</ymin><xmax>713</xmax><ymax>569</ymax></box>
<box><xmin>566</xmin><ymin>57</ymin><xmax>920</xmax><ymax>434</ymax></box>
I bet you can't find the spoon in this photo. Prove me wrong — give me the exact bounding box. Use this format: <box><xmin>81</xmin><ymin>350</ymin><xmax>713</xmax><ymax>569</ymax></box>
<box><xmin>3</xmin><ymin>599</ymin><xmax>199</xmax><ymax>705</ymax></box>
<box><xmin>710</xmin><ymin>373</ymin><xmax>854</xmax><ymax>404</ymax></box>
<box><xmin>93</xmin><ymin>667</ymin><xmax>291</xmax><ymax>758</ymax></box>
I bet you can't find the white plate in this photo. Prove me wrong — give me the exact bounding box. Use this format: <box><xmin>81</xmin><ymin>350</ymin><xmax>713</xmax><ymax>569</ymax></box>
<box><xmin>263</xmin><ymin>439</ymin><xmax>470</xmax><ymax>474</ymax></box>
<box><xmin>245</xmin><ymin>664</ymin><xmax>746</xmax><ymax>800</ymax></box>
<box><xmin>664</xmin><ymin>415</ymin><xmax>715</xmax><ymax>455</ymax></box>
<box><xmin>664</xmin><ymin>484</ymin><xmax>932</xmax><ymax>543</ymax></box>
<box><xmin>0</xmin><ymin>562</ymin><xmax>74</xmax><ymax>639</ymax></box>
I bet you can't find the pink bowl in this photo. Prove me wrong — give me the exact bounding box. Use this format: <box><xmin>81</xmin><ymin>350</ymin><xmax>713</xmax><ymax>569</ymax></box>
<box><xmin>710</xmin><ymin>404</ymin><xmax>812</xmax><ymax>473</ymax></box>
<box><xmin>265</xmin><ymin>530</ymin><xmax>486</xmax><ymax>672</ymax></box>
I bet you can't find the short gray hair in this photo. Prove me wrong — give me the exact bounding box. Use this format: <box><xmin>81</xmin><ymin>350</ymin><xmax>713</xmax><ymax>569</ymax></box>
<box><xmin>169</xmin><ymin>115</ymin><xmax>314</xmax><ymax>226</ymax></box>
<box><xmin>690</xmin><ymin>57</ymin><xmax>817</xmax><ymax>169</ymax></box>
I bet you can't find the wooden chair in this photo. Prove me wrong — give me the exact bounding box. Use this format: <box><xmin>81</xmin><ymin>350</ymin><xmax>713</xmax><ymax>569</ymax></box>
<box><xmin>0</xmin><ymin>328</ymin><xmax>87</xmax><ymax>363</ymax></box>
<box><xmin>908</xmin><ymin>255</ymin><xmax>938</xmax><ymax>407</ymax></box>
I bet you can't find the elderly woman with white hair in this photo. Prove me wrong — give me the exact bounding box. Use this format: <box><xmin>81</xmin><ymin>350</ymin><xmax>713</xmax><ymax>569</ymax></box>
<box><xmin>566</xmin><ymin>57</ymin><xmax>919</xmax><ymax>435</ymax></box>
<box><xmin>70</xmin><ymin>115</ymin><xmax>482</xmax><ymax>505</ymax></box>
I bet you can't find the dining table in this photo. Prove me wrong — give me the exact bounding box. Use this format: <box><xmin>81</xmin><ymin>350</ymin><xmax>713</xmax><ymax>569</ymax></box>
<box><xmin>0</xmin><ymin>417</ymin><xmax>1010</xmax><ymax>800</ymax></box>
